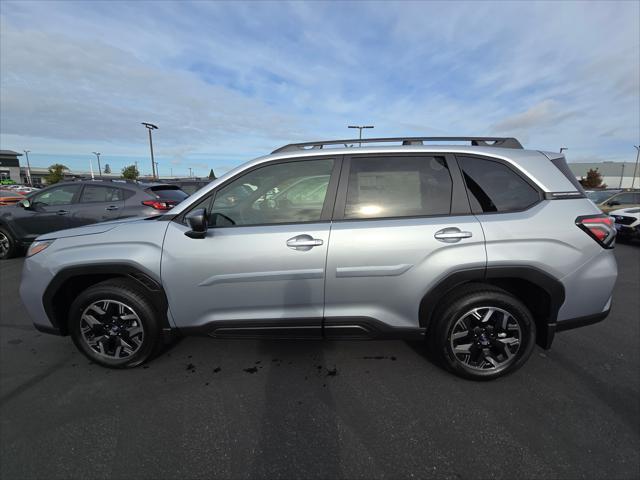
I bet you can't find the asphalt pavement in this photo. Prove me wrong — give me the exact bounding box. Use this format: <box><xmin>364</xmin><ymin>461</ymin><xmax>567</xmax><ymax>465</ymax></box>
<box><xmin>1</xmin><ymin>244</ymin><xmax>638</xmax><ymax>480</ymax></box>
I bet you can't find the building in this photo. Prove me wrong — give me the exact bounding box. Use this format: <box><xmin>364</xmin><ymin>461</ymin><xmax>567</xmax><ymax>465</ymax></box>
<box><xmin>568</xmin><ymin>161</ymin><xmax>639</xmax><ymax>189</ymax></box>
<box><xmin>0</xmin><ymin>150</ymin><xmax>22</xmax><ymax>183</ymax></box>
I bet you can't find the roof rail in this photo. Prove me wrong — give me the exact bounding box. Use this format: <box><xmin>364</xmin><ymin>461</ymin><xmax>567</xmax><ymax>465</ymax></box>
<box><xmin>272</xmin><ymin>136</ymin><xmax>523</xmax><ymax>154</ymax></box>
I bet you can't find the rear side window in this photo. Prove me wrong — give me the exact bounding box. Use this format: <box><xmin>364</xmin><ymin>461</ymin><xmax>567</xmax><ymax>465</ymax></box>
<box><xmin>344</xmin><ymin>156</ymin><xmax>452</xmax><ymax>219</ymax></box>
<box><xmin>147</xmin><ymin>186</ymin><xmax>189</xmax><ymax>202</ymax></box>
<box><xmin>80</xmin><ymin>186</ymin><xmax>123</xmax><ymax>203</ymax></box>
<box><xmin>458</xmin><ymin>156</ymin><xmax>540</xmax><ymax>213</ymax></box>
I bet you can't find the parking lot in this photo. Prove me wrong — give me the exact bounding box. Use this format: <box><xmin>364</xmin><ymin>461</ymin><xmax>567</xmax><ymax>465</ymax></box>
<box><xmin>0</xmin><ymin>244</ymin><xmax>637</xmax><ymax>479</ymax></box>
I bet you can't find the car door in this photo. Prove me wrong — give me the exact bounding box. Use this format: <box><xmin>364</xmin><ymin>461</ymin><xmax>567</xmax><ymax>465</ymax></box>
<box><xmin>161</xmin><ymin>156</ymin><xmax>340</xmax><ymax>337</ymax></box>
<box><xmin>13</xmin><ymin>183</ymin><xmax>81</xmax><ymax>238</ymax></box>
<box><xmin>323</xmin><ymin>153</ymin><xmax>486</xmax><ymax>336</ymax></box>
<box><xmin>70</xmin><ymin>184</ymin><xmax>125</xmax><ymax>227</ymax></box>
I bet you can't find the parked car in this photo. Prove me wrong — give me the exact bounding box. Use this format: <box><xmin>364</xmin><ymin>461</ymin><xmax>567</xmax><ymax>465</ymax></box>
<box><xmin>19</xmin><ymin>137</ymin><xmax>617</xmax><ymax>380</ymax></box>
<box><xmin>610</xmin><ymin>207</ymin><xmax>640</xmax><ymax>241</ymax></box>
<box><xmin>0</xmin><ymin>179</ymin><xmax>188</xmax><ymax>259</ymax></box>
<box><xmin>597</xmin><ymin>189</ymin><xmax>640</xmax><ymax>213</ymax></box>
<box><xmin>0</xmin><ymin>191</ymin><xmax>24</xmax><ymax>206</ymax></box>
<box><xmin>585</xmin><ymin>189</ymin><xmax>621</xmax><ymax>205</ymax></box>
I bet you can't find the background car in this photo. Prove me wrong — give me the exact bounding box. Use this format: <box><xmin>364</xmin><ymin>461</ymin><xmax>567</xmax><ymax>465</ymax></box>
<box><xmin>0</xmin><ymin>179</ymin><xmax>188</xmax><ymax>259</ymax></box>
<box><xmin>158</xmin><ymin>178</ymin><xmax>212</xmax><ymax>196</ymax></box>
<box><xmin>597</xmin><ymin>189</ymin><xmax>640</xmax><ymax>213</ymax></box>
<box><xmin>0</xmin><ymin>190</ymin><xmax>25</xmax><ymax>206</ymax></box>
<box><xmin>610</xmin><ymin>207</ymin><xmax>640</xmax><ymax>242</ymax></box>
<box><xmin>585</xmin><ymin>189</ymin><xmax>621</xmax><ymax>205</ymax></box>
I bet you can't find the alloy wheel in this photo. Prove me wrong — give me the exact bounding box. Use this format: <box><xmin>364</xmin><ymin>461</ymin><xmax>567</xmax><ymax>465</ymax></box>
<box><xmin>0</xmin><ymin>232</ymin><xmax>9</xmax><ymax>257</ymax></box>
<box><xmin>449</xmin><ymin>306</ymin><xmax>522</xmax><ymax>371</ymax></box>
<box><xmin>80</xmin><ymin>300</ymin><xmax>145</xmax><ymax>359</ymax></box>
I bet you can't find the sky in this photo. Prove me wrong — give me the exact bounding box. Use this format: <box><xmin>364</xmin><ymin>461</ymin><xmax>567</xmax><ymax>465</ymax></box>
<box><xmin>1</xmin><ymin>0</ymin><xmax>639</xmax><ymax>177</ymax></box>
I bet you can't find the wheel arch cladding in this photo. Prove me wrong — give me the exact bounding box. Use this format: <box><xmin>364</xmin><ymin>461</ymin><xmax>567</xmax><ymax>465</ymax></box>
<box><xmin>419</xmin><ymin>266</ymin><xmax>565</xmax><ymax>349</ymax></box>
<box><xmin>43</xmin><ymin>264</ymin><xmax>171</xmax><ymax>335</ymax></box>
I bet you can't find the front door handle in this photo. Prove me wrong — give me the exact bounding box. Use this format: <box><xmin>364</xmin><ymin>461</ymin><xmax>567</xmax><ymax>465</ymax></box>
<box><xmin>56</xmin><ymin>210</ymin><xmax>69</xmax><ymax>216</ymax></box>
<box><xmin>106</xmin><ymin>205</ymin><xmax>119</xmax><ymax>211</ymax></box>
<box><xmin>286</xmin><ymin>234</ymin><xmax>324</xmax><ymax>251</ymax></box>
<box><xmin>434</xmin><ymin>228</ymin><xmax>472</xmax><ymax>243</ymax></box>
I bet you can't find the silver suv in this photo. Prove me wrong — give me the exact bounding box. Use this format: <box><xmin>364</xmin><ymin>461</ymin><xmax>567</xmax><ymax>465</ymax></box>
<box><xmin>19</xmin><ymin>137</ymin><xmax>618</xmax><ymax>379</ymax></box>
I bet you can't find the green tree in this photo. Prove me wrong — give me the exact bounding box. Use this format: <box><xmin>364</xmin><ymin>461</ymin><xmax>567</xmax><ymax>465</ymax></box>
<box><xmin>122</xmin><ymin>164</ymin><xmax>139</xmax><ymax>180</ymax></box>
<box><xmin>208</xmin><ymin>168</ymin><xmax>216</xmax><ymax>180</ymax></box>
<box><xmin>103</xmin><ymin>163</ymin><xmax>111</xmax><ymax>174</ymax></box>
<box><xmin>45</xmin><ymin>164</ymin><xmax>67</xmax><ymax>184</ymax></box>
<box><xmin>579</xmin><ymin>168</ymin><xmax>606</xmax><ymax>188</ymax></box>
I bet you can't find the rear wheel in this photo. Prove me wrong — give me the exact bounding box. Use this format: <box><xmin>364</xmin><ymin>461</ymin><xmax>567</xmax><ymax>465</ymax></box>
<box><xmin>0</xmin><ymin>227</ymin><xmax>18</xmax><ymax>260</ymax></box>
<box><xmin>69</xmin><ymin>279</ymin><xmax>164</xmax><ymax>368</ymax></box>
<box><xmin>429</xmin><ymin>284</ymin><xmax>536</xmax><ymax>380</ymax></box>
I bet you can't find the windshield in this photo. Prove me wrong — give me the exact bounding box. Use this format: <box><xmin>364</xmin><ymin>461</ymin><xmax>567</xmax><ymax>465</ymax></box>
<box><xmin>586</xmin><ymin>190</ymin><xmax>619</xmax><ymax>203</ymax></box>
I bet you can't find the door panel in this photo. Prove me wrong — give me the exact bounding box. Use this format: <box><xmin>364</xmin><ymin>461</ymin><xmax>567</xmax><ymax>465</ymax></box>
<box><xmin>161</xmin><ymin>221</ymin><xmax>329</xmax><ymax>333</ymax></box>
<box><xmin>71</xmin><ymin>185</ymin><xmax>124</xmax><ymax>227</ymax></box>
<box><xmin>324</xmin><ymin>216</ymin><xmax>485</xmax><ymax>328</ymax></box>
<box><xmin>13</xmin><ymin>184</ymin><xmax>81</xmax><ymax>238</ymax></box>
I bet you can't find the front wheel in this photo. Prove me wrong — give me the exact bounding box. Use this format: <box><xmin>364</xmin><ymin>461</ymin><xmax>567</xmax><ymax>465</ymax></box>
<box><xmin>0</xmin><ymin>227</ymin><xmax>18</xmax><ymax>260</ymax></box>
<box><xmin>429</xmin><ymin>284</ymin><xmax>536</xmax><ymax>380</ymax></box>
<box><xmin>69</xmin><ymin>279</ymin><xmax>164</xmax><ymax>368</ymax></box>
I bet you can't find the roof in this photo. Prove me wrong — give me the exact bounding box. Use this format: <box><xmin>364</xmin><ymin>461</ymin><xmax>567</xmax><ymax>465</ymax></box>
<box><xmin>0</xmin><ymin>150</ymin><xmax>22</xmax><ymax>156</ymax></box>
<box><xmin>568</xmin><ymin>162</ymin><xmax>638</xmax><ymax>177</ymax></box>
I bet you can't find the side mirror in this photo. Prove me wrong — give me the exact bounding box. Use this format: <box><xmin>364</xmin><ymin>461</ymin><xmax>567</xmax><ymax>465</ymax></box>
<box><xmin>185</xmin><ymin>208</ymin><xmax>208</xmax><ymax>239</ymax></box>
<box><xmin>19</xmin><ymin>199</ymin><xmax>31</xmax><ymax>209</ymax></box>
<box><xmin>608</xmin><ymin>200</ymin><xmax>620</xmax><ymax>207</ymax></box>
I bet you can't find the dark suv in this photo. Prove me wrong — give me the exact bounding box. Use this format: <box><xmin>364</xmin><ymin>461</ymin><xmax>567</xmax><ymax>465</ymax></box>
<box><xmin>0</xmin><ymin>179</ymin><xmax>188</xmax><ymax>259</ymax></box>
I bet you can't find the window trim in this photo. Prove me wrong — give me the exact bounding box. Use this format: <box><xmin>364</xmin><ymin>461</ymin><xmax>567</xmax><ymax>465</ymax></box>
<box><xmin>175</xmin><ymin>155</ymin><xmax>343</xmax><ymax>228</ymax></box>
<box><xmin>455</xmin><ymin>153</ymin><xmax>544</xmax><ymax>215</ymax></box>
<box><xmin>78</xmin><ymin>184</ymin><xmax>124</xmax><ymax>204</ymax></box>
<box><xmin>331</xmin><ymin>153</ymin><xmax>470</xmax><ymax>223</ymax></box>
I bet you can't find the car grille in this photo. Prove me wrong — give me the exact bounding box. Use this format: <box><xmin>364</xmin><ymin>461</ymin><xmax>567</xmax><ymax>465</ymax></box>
<box><xmin>614</xmin><ymin>216</ymin><xmax>635</xmax><ymax>226</ymax></box>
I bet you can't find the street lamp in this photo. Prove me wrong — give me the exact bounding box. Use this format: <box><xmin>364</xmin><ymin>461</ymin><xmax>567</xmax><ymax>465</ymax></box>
<box><xmin>141</xmin><ymin>122</ymin><xmax>158</xmax><ymax>179</ymax></box>
<box><xmin>348</xmin><ymin>125</ymin><xmax>374</xmax><ymax>146</ymax></box>
<box><xmin>23</xmin><ymin>150</ymin><xmax>32</xmax><ymax>186</ymax></box>
<box><xmin>92</xmin><ymin>152</ymin><xmax>102</xmax><ymax>177</ymax></box>
<box><xmin>560</xmin><ymin>147</ymin><xmax>568</xmax><ymax>154</ymax></box>
<box><xmin>632</xmin><ymin>146</ymin><xmax>639</xmax><ymax>189</ymax></box>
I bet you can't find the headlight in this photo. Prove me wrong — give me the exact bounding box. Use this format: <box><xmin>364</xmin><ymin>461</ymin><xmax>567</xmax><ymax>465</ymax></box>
<box><xmin>26</xmin><ymin>240</ymin><xmax>54</xmax><ymax>257</ymax></box>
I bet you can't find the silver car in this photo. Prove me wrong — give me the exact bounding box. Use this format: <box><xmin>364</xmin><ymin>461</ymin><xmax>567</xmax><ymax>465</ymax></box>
<box><xmin>19</xmin><ymin>137</ymin><xmax>618</xmax><ymax>379</ymax></box>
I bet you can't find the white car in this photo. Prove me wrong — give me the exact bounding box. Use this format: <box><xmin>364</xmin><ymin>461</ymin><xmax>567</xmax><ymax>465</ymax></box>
<box><xmin>610</xmin><ymin>207</ymin><xmax>640</xmax><ymax>241</ymax></box>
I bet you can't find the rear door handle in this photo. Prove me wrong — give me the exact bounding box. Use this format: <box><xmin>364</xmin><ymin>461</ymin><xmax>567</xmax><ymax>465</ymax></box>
<box><xmin>286</xmin><ymin>235</ymin><xmax>324</xmax><ymax>251</ymax></box>
<box><xmin>56</xmin><ymin>210</ymin><xmax>69</xmax><ymax>216</ymax></box>
<box><xmin>434</xmin><ymin>228</ymin><xmax>472</xmax><ymax>243</ymax></box>
<box><xmin>106</xmin><ymin>205</ymin><xmax>119</xmax><ymax>211</ymax></box>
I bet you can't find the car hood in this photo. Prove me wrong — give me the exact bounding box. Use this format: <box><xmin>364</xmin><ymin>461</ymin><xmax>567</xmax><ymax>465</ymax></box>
<box><xmin>610</xmin><ymin>207</ymin><xmax>640</xmax><ymax>217</ymax></box>
<box><xmin>38</xmin><ymin>216</ymin><xmax>160</xmax><ymax>240</ymax></box>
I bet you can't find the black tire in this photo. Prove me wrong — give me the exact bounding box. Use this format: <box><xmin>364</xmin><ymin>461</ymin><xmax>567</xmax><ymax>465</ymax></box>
<box><xmin>68</xmin><ymin>278</ymin><xmax>164</xmax><ymax>368</ymax></box>
<box><xmin>428</xmin><ymin>283</ymin><xmax>536</xmax><ymax>380</ymax></box>
<box><xmin>0</xmin><ymin>226</ymin><xmax>18</xmax><ymax>260</ymax></box>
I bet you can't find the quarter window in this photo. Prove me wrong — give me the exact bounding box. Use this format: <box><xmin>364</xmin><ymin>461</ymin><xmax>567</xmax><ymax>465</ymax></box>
<box><xmin>208</xmin><ymin>159</ymin><xmax>334</xmax><ymax>226</ymax></box>
<box><xmin>458</xmin><ymin>156</ymin><xmax>540</xmax><ymax>213</ymax></box>
<box><xmin>344</xmin><ymin>156</ymin><xmax>452</xmax><ymax>219</ymax></box>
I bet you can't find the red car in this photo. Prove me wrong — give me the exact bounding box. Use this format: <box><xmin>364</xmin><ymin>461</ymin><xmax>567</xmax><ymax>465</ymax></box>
<box><xmin>0</xmin><ymin>191</ymin><xmax>24</xmax><ymax>206</ymax></box>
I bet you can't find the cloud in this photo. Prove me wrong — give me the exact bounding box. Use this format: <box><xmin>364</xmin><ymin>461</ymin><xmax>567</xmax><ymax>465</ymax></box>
<box><xmin>0</xmin><ymin>1</ymin><xmax>638</xmax><ymax>172</ymax></box>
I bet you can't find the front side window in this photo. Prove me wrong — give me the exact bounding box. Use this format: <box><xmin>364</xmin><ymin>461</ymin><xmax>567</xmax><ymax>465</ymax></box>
<box><xmin>80</xmin><ymin>186</ymin><xmax>122</xmax><ymax>203</ymax></box>
<box><xmin>458</xmin><ymin>156</ymin><xmax>540</xmax><ymax>213</ymax></box>
<box><xmin>32</xmin><ymin>184</ymin><xmax>80</xmax><ymax>206</ymax></box>
<box><xmin>344</xmin><ymin>156</ymin><xmax>452</xmax><ymax>219</ymax></box>
<box><xmin>208</xmin><ymin>158</ymin><xmax>334</xmax><ymax>226</ymax></box>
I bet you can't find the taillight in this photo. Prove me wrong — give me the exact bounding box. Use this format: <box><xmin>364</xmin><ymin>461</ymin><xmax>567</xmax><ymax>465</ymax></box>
<box><xmin>142</xmin><ymin>200</ymin><xmax>175</xmax><ymax>211</ymax></box>
<box><xmin>575</xmin><ymin>214</ymin><xmax>616</xmax><ymax>248</ymax></box>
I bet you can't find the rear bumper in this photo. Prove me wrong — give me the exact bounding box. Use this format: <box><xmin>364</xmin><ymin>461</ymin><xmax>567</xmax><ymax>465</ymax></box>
<box><xmin>555</xmin><ymin>308</ymin><xmax>610</xmax><ymax>332</ymax></box>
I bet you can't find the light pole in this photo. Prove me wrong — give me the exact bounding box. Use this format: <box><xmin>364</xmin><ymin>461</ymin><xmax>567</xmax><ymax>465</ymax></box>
<box><xmin>141</xmin><ymin>122</ymin><xmax>158</xmax><ymax>179</ymax></box>
<box><xmin>188</xmin><ymin>167</ymin><xmax>193</xmax><ymax>178</ymax></box>
<box><xmin>632</xmin><ymin>146</ymin><xmax>639</xmax><ymax>189</ymax></box>
<box><xmin>92</xmin><ymin>152</ymin><xmax>102</xmax><ymax>177</ymax></box>
<box><xmin>23</xmin><ymin>150</ymin><xmax>32</xmax><ymax>186</ymax></box>
<box><xmin>155</xmin><ymin>162</ymin><xmax>159</xmax><ymax>178</ymax></box>
<box><xmin>348</xmin><ymin>125</ymin><xmax>374</xmax><ymax>146</ymax></box>
<box><xmin>560</xmin><ymin>147</ymin><xmax>568</xmax><ymax>154</ymax></box>
<box><xmin>619</xmin><ymin>163</ymin><xmax>626</xmax><ymax>188</ymax></box>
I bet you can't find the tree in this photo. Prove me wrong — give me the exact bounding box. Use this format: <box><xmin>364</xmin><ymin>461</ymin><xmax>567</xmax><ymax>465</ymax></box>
<box><xmin>579</xmin><ymin>168</ymin><xmax>606</xmax><ymax>188</ymax></box>
<box><xmin>45</xmin><ymin>164</ymin><xmax>67</xmax><ymax>184</ymax></box>
<box><xmin>208</xmin><ymin>168</ymin><xmax>216</xmax><ymax>180</ymax></box>
<box><xmin>122</xmin><ymin>164</ymin><xmax>139</xmax><ymax>180</ymax></box>
<box><xmin>103</xmin><ymin>163</ymin><xmax>111</xmax><ymax>174</ymax></box>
